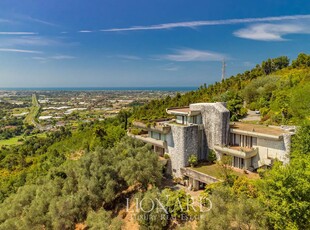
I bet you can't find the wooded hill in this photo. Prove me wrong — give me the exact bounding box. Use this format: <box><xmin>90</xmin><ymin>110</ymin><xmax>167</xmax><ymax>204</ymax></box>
<box><xmin>133</xmin><ymin>53</ymin><xmax>310</xmax><ymax>125</ymax></box>
<box><xmin>0</xmin><ymin>54</ymin><xmax>309</xmax><ymax>230</ymax></box>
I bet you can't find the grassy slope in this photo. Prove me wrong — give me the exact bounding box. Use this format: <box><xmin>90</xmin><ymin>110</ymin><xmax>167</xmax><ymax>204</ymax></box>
<box><xmin>0</xmin><ymin>136</ymin><xmax>23</xmax><ymax>147</ymax></box>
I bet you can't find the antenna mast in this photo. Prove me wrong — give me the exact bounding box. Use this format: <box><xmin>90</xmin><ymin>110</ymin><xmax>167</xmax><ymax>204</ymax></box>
<box><xmin>221</xmin><ymin>59</ymin><xmax>226</xmax><ymax>81</ymax></box>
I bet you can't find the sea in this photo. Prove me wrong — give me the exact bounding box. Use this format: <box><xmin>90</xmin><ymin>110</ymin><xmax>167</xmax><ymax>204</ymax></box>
<box><xmin>0</xmin><ymin>87</ymin><xmax>197</xmax><ymax>92</ymax></box>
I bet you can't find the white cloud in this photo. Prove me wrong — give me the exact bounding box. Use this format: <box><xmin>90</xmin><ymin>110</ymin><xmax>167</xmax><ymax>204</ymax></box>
<box><xmin>160</xmin><ymin>49</ymin><xmax>227</xmax><ymax>62</ymax></box>
<box><xmin>78</xmin><ymin>30</ymin><xmax>93</xmax><ymax>33</ymax></box>
<box><xmin>102</xmin><ymin>14</ymin><xmax>310</xmax><ymax>32</ymax></box>
<box><xmin>32</xmin><ymin>55</ymin><xmax>76</xmax><ymax>61</ymax></box>
<box><xmin>32</xmin><ymin>57</ymin><xmax>47</xmax><ymax>60</ymax></box>
<box><xmin>50</xmin><ymin>55</ymin><xmax>76</xmax><ymax>60</ymax></box>
<box><xmin>1</xmin><ymin>36</ymin><xmax>62</xmax><ymax>46</ymax></box>
<box><xmin>0</xmin><ymin>19</ymin><xmax>13</xmax><ymax>23</ymax></box>
<box><xmin>160</xmin><ymin>63</ymin><xmax>180</xmax><ymax>71</ymax></box>
<box><xmin>15</xmin><ymin>15</ymin><xmax>58</xmax><ymax>27</ymax></box>
<box><xmin>0</xmin><ymin>32</ymin><xmax>37</xmax><ymax>35</ymax></box>
<box><xmin>0</xmin><ymin>36</ymin><xmax>78</xmax><ymax>48</ymax></box>
<box><xmin>0</xmin><ymin>48</ymin><xmax>42</xmax><ymax>54</ymax></box>
<box><xmin>29</xmin><ymin>17</ymin><xmax>57</xmax><ymax>27</ymax></box>
<box><xmin>162</xmin><ymin>66</ymin><xmax>179</xmax><ymax>71</ymax></box>
<box><xmin>234</xmin><ymin>23</ymin><xmax>309</xmax><ymax>41</ymax></box>
<box><xmin>114</xmin><ymin>54</ymin><xmax>141</xmax><ymax>60</ymax></box>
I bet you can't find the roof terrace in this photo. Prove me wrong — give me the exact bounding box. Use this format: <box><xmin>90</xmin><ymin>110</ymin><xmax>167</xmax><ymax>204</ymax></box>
<box><xmin>230</xmin><ymin>122</ymin><xmax>293</xmax><ymax>140</ymax></box>
<box><xmin>132</xmin><ymin>119</ymin><xmax>171</xmax><ymax>134</ymax></box>
<box><xmin>166</xmin><ymin>107</ymin><xmax>200</xmax><ymax>116</ymax></box>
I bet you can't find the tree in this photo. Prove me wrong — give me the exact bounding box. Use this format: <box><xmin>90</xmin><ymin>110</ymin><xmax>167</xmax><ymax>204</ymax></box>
<box><xmin>199</xmin><ymin>186</ymin><xmax>266</xmax><ymax>230</ymax></box>
<box><xmin>256</xmin><ymin>126</ymin><xmax>310</xmax><ymax>229</ymax></box>
<box><xmin>86</xmin><ymin>209</ymin><xmax>112</xmax><ymax>230</ymax></box>
<box><xmin>292</xmin><ymin>53</ymin><xmax>310</xmax><ymax>68</ymax></box>
<box><xmin>136</xmin><ymin>189</ymin><xmax>169</xmax><ymax>230</ymax></box>
<box><xmin>118</xmin><ymin>110</ymin><xmax>131</xmax><ymax>130</ymax></box>
<box><xmin>292</xmin><ymin>124</ymin><xmax>310</xmax><ymax>155</ymax></box>
<box><xmin>217</xmin><ymin>155</ymin><xmax>236</xmax><ymax>186</ymax></box>
<box><xmin>119</xmin><ymin>145</ymin><xmax>162</xmax><ymax>190</ymax></box>
<box><xmin>273</xmin><ymin>56</ymin><xmax>289</xmax><ymax>70</ymax></box>
<box><xmin>262</xmin><ymin>58</ymin><xmax>275</xmax><ymax>75</ymax></box>
<box><xmin>161</xmin><ymin>189</ymin><xmax>196</xmax><ymax>219</ymax></box>
<box><xmin>257</xmin><ymin>160</ymin><xmax>310</xmax><ymax>229</ymax></box>
<box><xmin>290</xmin><ymin>84</ymin><xmax>310</xmax><ymax>122</ymax></box>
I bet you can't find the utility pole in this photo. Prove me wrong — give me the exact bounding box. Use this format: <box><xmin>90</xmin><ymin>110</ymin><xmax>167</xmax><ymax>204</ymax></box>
<box><xmin>221</xmin><ymin>59</ymin><xmax>226</xmax><ymax>81</ymax></box>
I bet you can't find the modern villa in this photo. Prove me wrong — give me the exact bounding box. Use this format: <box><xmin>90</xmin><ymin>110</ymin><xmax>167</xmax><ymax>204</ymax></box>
<box><xmin>128</xmin><ymin>102</ymin><xmax>295</xmax><ymax>189</ymax></box>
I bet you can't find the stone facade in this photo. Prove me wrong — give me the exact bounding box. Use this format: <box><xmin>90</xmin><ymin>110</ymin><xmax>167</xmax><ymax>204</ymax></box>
<box><xmin>166</xmin><ymin>124</ymin><xmax>199</xmax><ymax>177</ymax></box>
<box><xmin>130</xmin><ymin>102</ymin><xmax>295</xmax><ymax>179</ymax></box>
<box><xmin>163</xmin><ymin>102</ymin><xmax>230</xmax><ymax>177</ymax></box>
<box><xmin>190</xmin><ymin>103</ymin><xmax>230</xmax><ymax>149</ymax></box>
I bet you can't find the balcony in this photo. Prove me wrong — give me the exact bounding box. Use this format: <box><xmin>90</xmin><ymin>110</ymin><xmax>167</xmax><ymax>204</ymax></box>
<box><xmin>132</xmin><ymin>120</ymin><xmax>171</xmax><ymax>134</ymax></box>
<box><xmin>214</xmin><ymin>145</ymin><xmax>258</xmax><ymax>159</ymax></box>
<box><xmin>128</xmin><ymin>132</ymin><xmax>167</xmax><ymax>148</ymax></box>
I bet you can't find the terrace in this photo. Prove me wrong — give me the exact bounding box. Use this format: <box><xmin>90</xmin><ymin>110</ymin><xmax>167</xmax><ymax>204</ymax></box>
<box><xmin>230</xmin><ymin>122</ymin><xmax>291</xmax><ymax>140</ymax></box>
<box><xmin>127</xmin><ymin>132</ymin><xmax>167</xmax><ymax>148</ymax></box>
<box><xmin>166</xmin><ymin>107</ymin><xmax>200</xmax><ymax>116</ymax></box>
<box><xmin>181</xmin><ymin>167</ymin><xmax>220</xmax><ymax>184</ymax></box>
<box><xmin>132</xmin><ymin>119</ymin><xmax>171</xmax><ymax>134</ymax></box>
<box><xmin>214</xmin><ymin>145</ymin><xmax>258</xmax><ymax>159</ymax></box>
<box><xmin>185</xmin><ymin>163</ymin><xmax>259</xmax><ymax>180</ymax></box>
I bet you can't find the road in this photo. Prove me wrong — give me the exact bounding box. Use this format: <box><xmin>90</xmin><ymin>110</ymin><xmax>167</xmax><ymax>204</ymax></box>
<box><xmin>240</xmin><ymin>109</ymin><xmax>261</xmax><ymax>122</ymax></box>
<box><xmin>24</xmin><ymin>94</ymin><xmax>42</xmax><ymax>129</ymax></box>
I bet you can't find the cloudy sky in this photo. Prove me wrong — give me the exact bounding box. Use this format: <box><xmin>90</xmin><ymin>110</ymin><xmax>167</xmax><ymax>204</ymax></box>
<box><xmin>0</xmin><ymin>0</ymin><xmax>309</xmax><ymax>87</ymax></box>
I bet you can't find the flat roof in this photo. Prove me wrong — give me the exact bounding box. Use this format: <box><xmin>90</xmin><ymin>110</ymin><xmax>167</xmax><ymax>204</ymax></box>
<box><xmin>167</xmin><ymin>107</ymin><xmax>191</xmax><ymax>113</ymax></box>
<box><xmin>230</xmin><ymin>122</ymin><xmax>289</xmax><ymax>136</ymax></box>
<box><xmin>166</xmin><ymin>107</ymin><xmax>200</xmax><ymax>116</ymax></box>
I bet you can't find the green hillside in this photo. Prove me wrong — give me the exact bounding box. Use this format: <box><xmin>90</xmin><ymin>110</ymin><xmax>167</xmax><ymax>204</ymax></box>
<box><xmin>0</xmin><ymin>54</ymin><xmax>309</xmax><ymax>229</ymax></box>
<box><xmin>133</xmin><ymin>53</ymin><xmax>310</xmax><ymax>125</ymax></box>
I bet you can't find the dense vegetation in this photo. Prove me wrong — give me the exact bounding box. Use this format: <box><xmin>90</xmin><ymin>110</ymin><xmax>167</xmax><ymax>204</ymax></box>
<box><xmin>0</xmin><ymin>137</ymin><xmax>162</xmax><ymax>229</ymax></box>
<box><xmin>0</xmin><ymin>53</ymin><xmax>309</xmax><ymax>229</ymax></box>
<box><xmin>133</xmin><ymin>53</ymin><xmax>310</xmax><ymax>124</ymax></box>
<box><xmin>0</xmin><ymin>116</ymin><xmax>126</xmax><ymax>202</ymax></box>
<box><xmin>0</xmin><ymin>101</ymin><xmax>33</xmax><ymax>140</ymax></box>
<box><xmin>197</xmin><ymin>124</ymin><xmax>310</xmax><ymax>230</ymax></box>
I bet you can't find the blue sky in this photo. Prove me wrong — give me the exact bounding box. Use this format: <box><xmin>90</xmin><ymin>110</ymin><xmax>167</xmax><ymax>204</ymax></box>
<box><xmin>0</xmin><ymin>0</ymin><xmax>309</xmax><ymax>87</ymax></box>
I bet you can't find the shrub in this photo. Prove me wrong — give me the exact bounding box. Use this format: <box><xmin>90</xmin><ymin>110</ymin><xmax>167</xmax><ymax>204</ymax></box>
<box><xmin>208</xmin><ymin>150</ymin><xmax>217</xmax><ymax>163</ymax></box>
<box><xmin>130</xmin><ymin>128</ymin><xmax>142</xmax><ymax>135</ymax></box>
<box><xmin>164</xmin><ymin>153</ymin><xmax>170</xmax><ymax>159</ymax></box>
<box><xmin>188</xmin><ymin>154</ymin><xmax>198</xmax><ymax>167</ymax></box>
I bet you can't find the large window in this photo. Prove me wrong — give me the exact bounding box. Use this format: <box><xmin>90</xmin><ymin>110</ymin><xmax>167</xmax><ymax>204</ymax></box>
<box><xmin>151</xmin><ymin>131</ymin><xmax>161</xmax><ymax>140</ymax></box>
<box><xmin>189</xmin><ymin>115</ymin><xmax>202</xmax><ymax>124</ymax></box>
<box><xmin>176</xmin><ymin>115</ymin><xmax>187</xmax><ymax>125</ymax></box>
<box><xmin>233</xmin><ymin>157</ymin><xmax>244</xmax><ymax>169</ymax></box>
<box><xmin>231</xmin><ymin>134</ymin><xmax>257</xmax><ymax>147</ymax></box>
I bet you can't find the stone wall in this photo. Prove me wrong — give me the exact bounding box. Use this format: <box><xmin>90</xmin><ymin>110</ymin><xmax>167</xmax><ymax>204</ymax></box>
<box><xmin>166</xmin><ymin>124</ymin><xmax>199</xmax><ymax>177</ymax></box>
<box><xmin>190</xmin><ymin>102</ymin><xmax>230</xmax><ymax>150</ymax></box>
<box><xmin>166</xmin><ymin>102</ymin><xmax>230</xmax><ymax>177</ymax></box>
